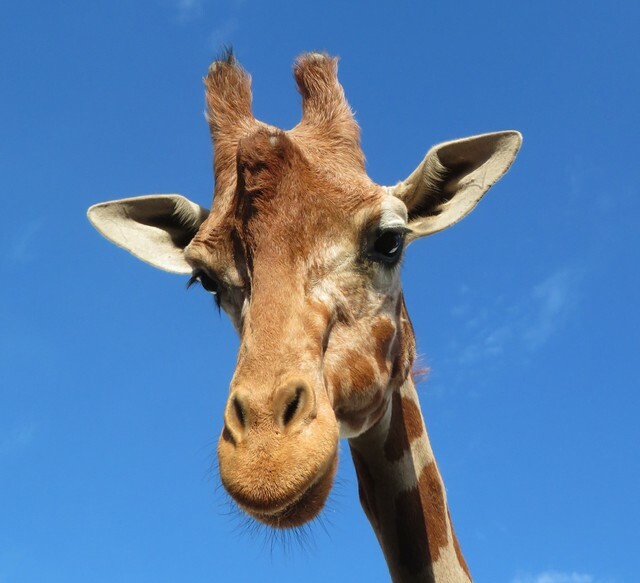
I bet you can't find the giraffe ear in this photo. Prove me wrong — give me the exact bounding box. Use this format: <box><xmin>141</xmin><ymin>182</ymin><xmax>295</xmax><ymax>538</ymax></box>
<box><xmin>87</xmin><ymin>194</ymin><xmax>209</xmax><ymax>274</ymax></box>
<box><xmin>389</xmin><ymin>131</ymin><xmax>522</xmax><ymax>239</ymax></box>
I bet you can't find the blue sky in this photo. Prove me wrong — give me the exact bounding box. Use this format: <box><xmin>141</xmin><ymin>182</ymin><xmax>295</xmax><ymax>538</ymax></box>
<box><xmin>1</xmin><ymin>1</ymin><xmax>639</xmax><ymax>582</ymax></box>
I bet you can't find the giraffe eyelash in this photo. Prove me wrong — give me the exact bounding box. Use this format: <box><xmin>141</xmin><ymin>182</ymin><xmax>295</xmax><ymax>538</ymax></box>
<box><xmin>187</xmin><ymin>270</ymin><xmax>222</xmax><ymax>310</ymax></box>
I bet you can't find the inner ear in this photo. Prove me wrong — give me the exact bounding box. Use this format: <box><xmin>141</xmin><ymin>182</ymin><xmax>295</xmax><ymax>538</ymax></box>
<box><xmin>87</xmin><ymin>194</ymin><xmax>209</xmax><ymax>274</ymax></box>
<box><xmin>122</xmin><ymin>197</ymin><xmax>205</xmax><ymax>248</ymax></box>
<box><xmin>431</xmin><ymin>135</ymin><xmax>503</xmax><ymax>196</ymax></box>
<box><xmin>391</xmin><ymin>131</ymin><xmax>522</xmax><ymax>238</ymax></box>
<box><xmin>409</xmin><ymin>134</ymin><xmax>511</xmax><ymax>220</ymax></box>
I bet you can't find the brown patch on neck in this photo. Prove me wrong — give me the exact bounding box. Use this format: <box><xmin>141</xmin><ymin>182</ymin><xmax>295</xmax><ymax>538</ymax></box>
<box><xmin>394</xmin><ymin>485</ymin><xmax>433</xmax><ymax>577</ymax></box>
<box><xmin>393</xmin><ymin>460</ymin><xmax>449</xmax><ymax>577</ymax></box>
<box><xmin>383</xmin><ymin>391</ymin><xmax>425</xmax><ymax>463</ymax></box>
<box><xmin>417</xmin><ymin>461</ymin><xmax>449</xmax><ymax>561</ymax></box>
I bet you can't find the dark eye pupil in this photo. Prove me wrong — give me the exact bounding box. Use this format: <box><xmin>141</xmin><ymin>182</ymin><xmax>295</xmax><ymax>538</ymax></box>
<box><xmin>199</xmin><ymin>274</ymin><xmax>218</xmax><ymax>294</ymax></box>
<box><xmin>374</xmin><ymin>232</ymin><xmax>402</xmax><ymax>258</ymax></box>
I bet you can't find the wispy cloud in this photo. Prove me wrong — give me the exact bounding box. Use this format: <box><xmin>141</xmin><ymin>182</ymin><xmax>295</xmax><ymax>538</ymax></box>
<box><xmin>176</xmin><ymin>0</ymin><xmax>204</xmax><ymax>22</ymax></box>
<box><xmin>511</xmin><ymin>571</ymin><xmax>607</xmax><ymax>583</ymax></box>
<box><xmin>0</xmin><ymin>422</ymin><xmax>37</xmax><ymax>458</ymax></box>
<box><xmin>444</xmin><ymin>266</ymin><xmax>583</xmax><ymax>372</ymax></box>
<box><xmin>209</xmin><ymin>18</ymin><xmax>239</xmax><ymax>49</ymax></box>
<box><xmin>2</xmin><ymin>218</ymin><xmax>44</xmax><ymax>265</ymax></box>
<box><xmin>523</xmin><ymin>269</ymin><xmax>580</xmax><ymax>350</ymax></box>
<box><xmin>174</xmin><ymin>0</ymin><xmax>244</xmax><ymax>37</ymax></box>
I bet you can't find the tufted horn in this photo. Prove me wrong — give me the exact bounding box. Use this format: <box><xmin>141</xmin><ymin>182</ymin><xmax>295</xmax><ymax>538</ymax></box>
<box><xmin>292</xmin><ymin>53</ymin><xmax>364</xmax><ymax>172</ymax></box>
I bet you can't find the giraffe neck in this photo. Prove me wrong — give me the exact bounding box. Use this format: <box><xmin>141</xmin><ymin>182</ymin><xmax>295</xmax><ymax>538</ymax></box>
<box><xmin>348</xmin><ymin>377</ymin><xmax>472</xmax><ymax>583</ymax></box>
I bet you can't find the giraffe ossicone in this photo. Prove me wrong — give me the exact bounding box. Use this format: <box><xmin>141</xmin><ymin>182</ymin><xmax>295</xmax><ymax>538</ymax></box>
<box><xmin>88</xmin><ymin>51</ymin><xmax>521</xmax><ymax>582</ymax></box>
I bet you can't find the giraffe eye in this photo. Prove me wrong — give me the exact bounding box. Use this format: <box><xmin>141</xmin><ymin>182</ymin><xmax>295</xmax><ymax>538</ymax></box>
<box><xmin>187</xmin><ymin>270</ymin><xmax>221</xmax><ymax>308</ymax></box>
<box><xmin>198</xmin><ymin>273</ymin><xmax>219</xmax><ymax>294</ymax></box>
<box><xmin>372</xmin><ymin>230</ymin><xmax>404</xmax><ymax>264</ymax></box>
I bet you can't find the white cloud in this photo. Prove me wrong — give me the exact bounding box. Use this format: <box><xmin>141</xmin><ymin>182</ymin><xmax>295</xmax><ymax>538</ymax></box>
<box><xmin>523</xmin><ymin>269</ymin><xmax>580</xmax><ymax>350</ymax></box>
<box><xmin>426</xmin><ymin>266</ymin><xmax>585</xmax><ymax>394</ymax></box>
<box><xmin>2</xmin><ymin>218</ymin><xmax>44</xmax><ymax>265</ymax></box>
<box><xmin>175</xmin><ymin>0</ymin><xmax>245</xmax><ymax>27</ymax></box>
<box><xmin>176</xmin><ymin>0</ymin><xmax>204</xmax><ymax>22</ymax></box>
<box><xmin>209</xmin><ymin>18</ymin><xmax>239</xmax><ymax>49</ymax></box>
<box><xmin>447</xmin><ymin>267</ymin><xmax>582</xmax><ymax>370</ymax></box>
<box><xmin>511</xmin><ymin>571</ymin><xmax>598</xmax><ymax>583</ymax></box>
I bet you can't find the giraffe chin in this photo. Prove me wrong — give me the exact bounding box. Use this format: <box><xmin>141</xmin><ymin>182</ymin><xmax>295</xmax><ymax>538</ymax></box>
<box><xmin>230</xmin><ymin>452</ymin><xmax>339</xmax><ymax>529</ymax></box>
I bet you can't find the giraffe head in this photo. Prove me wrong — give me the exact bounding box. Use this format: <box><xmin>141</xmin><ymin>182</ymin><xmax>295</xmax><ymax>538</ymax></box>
<box><xmin>88</xmin><ymin>52</ymin><xmax>521</xmax><ymax>528</ymax></box>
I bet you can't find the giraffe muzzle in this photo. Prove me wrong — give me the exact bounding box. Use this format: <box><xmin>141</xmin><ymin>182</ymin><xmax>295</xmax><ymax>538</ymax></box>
<box><xmin>217</xmin><ymin>377</ymin><xmax>340</xmax><ymax>528</ymax></box>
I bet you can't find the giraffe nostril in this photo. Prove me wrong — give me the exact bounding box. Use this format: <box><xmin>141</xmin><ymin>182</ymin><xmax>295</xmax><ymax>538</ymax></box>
<box><xmin>282</xmin><ymin>387</ymin><xmax>303</xmax><ymax>426</ymax></box>
<box><xmin>275</xmin><ymin>381</ymin><xmax>315</xmax><ymax>429</ymax></box>
<box><xmin>233</xmin><ymin>396</ymin><xmax>246</xmax><ymax>428</ymax></box>
<box><xmin>223</xmin><ymin>391</ymin><xmax>250</xmax><ymax>444</ymax></box>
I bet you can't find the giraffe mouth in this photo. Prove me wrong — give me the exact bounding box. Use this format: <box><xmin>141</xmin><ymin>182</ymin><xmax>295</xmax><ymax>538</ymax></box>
<box><xmin>238</xmin><ymin>452</ymin><xmax>338</xmax><ymax>529</ymax></box>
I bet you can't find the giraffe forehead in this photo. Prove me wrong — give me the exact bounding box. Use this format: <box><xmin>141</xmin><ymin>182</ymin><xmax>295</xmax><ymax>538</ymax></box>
<box><xmin>233</xmin><ymin>188</ymin><xmax>389</xmax><ymax>278</ymax></box>
<box><xmin>191</xmin><ymin>127</ymin><xmax>397</xmax><ymax>275</ymax></box>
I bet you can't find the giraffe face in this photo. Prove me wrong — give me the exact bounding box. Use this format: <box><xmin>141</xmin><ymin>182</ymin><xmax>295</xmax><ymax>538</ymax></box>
<box><xmin>87</xmin><ymin>51</ymin><xmax>521</xmax><ymax>532</ymax></box>
<box><xmin>184</xmin><ymin>128</ymin><xmax>411</xmax><ymax>527</ymax></box>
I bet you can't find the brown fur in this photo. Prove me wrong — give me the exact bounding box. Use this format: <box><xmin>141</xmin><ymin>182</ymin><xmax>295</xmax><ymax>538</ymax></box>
<box><xmin>346</xmin><ymin>349</ymin><xmax>377</xmax><ymax>393</ymax></box>
<box><xmin>384</xmin><ymin>392</ymin><xmax>424</xmax><ymax>462</ymax></box>
<box><xmin>416</xmin><ymin>461</ymin><xmax>450</xmax><ymax>561</ymax></box>
<box><xmin>371</xmin><ymin>317</ymin><xmax>396</xmax><ymax>374</ymax></box>
<box><xmin>394</xmin><ymin>485</ymin><xmax>433</xmax><ymax>576</ymax></box>
<box><xmin>392</xmin><ymin>461</ymin><xmax>449</xmax><ymax>577</ymax></box>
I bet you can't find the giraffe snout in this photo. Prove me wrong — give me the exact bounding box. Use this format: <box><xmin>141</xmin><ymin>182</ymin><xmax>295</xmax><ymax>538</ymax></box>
<box><xmin>217</xmin><ymin>377</ymin><xmax>339</xmax><ymax>528</ymax></box>
<box><xmin>222</xmin><ymin>379</ymin><xmax>318</xmax><ymax>444</ymax></box>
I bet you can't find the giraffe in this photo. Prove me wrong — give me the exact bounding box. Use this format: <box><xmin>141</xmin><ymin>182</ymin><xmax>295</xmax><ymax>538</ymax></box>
<box><xmin>87</xmin><ymin>52</ymin><xmax>521</xmax><ymax>582</ymax></box>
